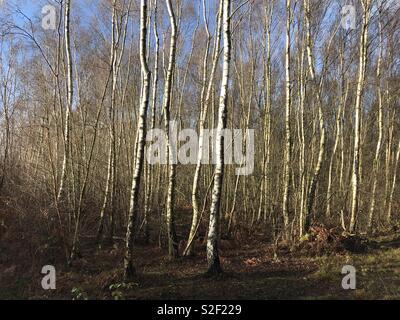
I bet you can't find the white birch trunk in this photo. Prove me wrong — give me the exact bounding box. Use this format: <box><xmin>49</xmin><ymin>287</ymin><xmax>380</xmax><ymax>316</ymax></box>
<box><xmin>282</xmin><ymin>0</ymin><xmax>292</xmax><ymax>240</ymax></box>
<box><xmin>206</xmin><ymin>0</ymin><xmax>231</xmax><ymax>274</ymax></box>
<box><xmin>124</xmin><ymin>0</ymin><xmax>151</xmax><ymax>280</ymax></box>
<box><xmin>350</xmin><ymin>0</ymin><xmax>371</xmax><ymax>234</ymax></box>
<box><xmin>184</xmin><ymin>0</ymin><xmax>222</xmax><ymax>257</ymax></box>
<box><xmin>164</xmin><ymin>0</ymin><xmax>179</xmax><ymax>259</ymax></box>
<box><xmin>57</xmin><ymin>0</ymin><xmax>73</xmax><ymax>203</ymax></box>
<box><xmin>368</xmin><ymin>10</ymin><xmax>383</xmax><ymax>232</ymax></box>
<box><xmin>387</xmin><ymin>137</ymin><xmax>400</xmax><ymax>224</ymax></box>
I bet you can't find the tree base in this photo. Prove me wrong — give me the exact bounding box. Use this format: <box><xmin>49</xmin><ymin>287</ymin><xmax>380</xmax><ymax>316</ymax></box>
<box><xmin>183</xmin><ymin>249</ymin><xmax>196</xmax><ymax>257</ymax></box>
<box><xmin>206</xmin><ymin>262</ymin><xmax>223</xmax><ymax>276</ymax></box>
<box><xmin>168</xmin><ymin>243</ymin><xmax>179</xmax><ymax>260</ymax></box>
<box><xmin>124</xmin><ymin>260</ymin><xmax>136</xmax><ymax>281</ymax></box>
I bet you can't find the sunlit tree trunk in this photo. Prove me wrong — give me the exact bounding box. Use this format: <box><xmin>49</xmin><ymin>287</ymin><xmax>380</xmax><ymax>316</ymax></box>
<box><xmin>0</xmin><ymin>74</ymin><xmax>11</xmax><ymax>193</ymax></box>
<box><xmin>97</xmin><ymin>0</ymin><xmax>118</xmax><ymax>244</ymax></box>
<box><xmin>57</xmin><ymin>0</ymin><xmax>73</xmax><ymax>203</ymax></box>
<box><xmin>297</xmin><ymin>22</ymin><xmax>306</xmax><ymax>238</ymax></box>
<box><xmin>368</xmin><ymin>8</ymin><xmax>384</xmax><ymax>232</ymax></box>
<box><xmin>387</xmin><ymin>137</ymin><xmax>400</xmax><ymax>224</ymax></box>
<box><xmin>303</xmin><ymin>0</ymin><xmax>326</xmax><ymax>234</ymax></box>
<box><xmin>185</xmin><ymin>0</ymin><xmax>222</xmax><ymax>257</ymax></box>
<box><xmin>144</xmin><ymin>0</ymin><xmax>160</xmax><ymax>243</ymax></box>
<box><xmin>164</xmin><ymin>0</ymin><xmax>179</xmax><ymax>259</ymax></box>
<box><xmin>349</xmin><ymin>0</ymin><xmax>371</xmax><ymax>234</ymax></box>
<box><xmin>207</xmin><ymin>0</ymin><xmax>231</xmax><ymax>275</ymax></box>
<box><xmin>326</xmin><ymin>36</ymin><xmax>348</xmax><ymax>219</ymax></box>
<box><xmin>124</xmin><ymin>0</ymin><xmax>151</xmax><ymax>280</ymax></box>
<box><xmin>384</xmin><ymin>109</ymin><xmax>394</xmax><ymax>216</ymax></box>
<box><xmin>282</xmin><ymin>0</ymin><xmax>292</xmax><ymax>240</ymax></box>
<box><xmin>258</xmin><ymin>1</ymin><xmax>274</xmax><ymax>224</ymax></box>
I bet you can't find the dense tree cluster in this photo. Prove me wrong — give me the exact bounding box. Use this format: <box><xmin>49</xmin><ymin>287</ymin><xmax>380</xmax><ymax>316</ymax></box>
<box><xmin>0</xmin><ymin>0</ymin><xmax>399</xmax><ymax>275</ymax></box>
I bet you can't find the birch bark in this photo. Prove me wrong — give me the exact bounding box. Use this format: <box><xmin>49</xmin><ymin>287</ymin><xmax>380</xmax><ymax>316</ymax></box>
<box><xmin>124</xmin><ymin>0</ymin><xmax>151</xmax><ymax>280</ymax></box>
<box><xmin>207</xmin><ymin>0</ymin><xmax>231</xmax><ymax>275</ymax></box>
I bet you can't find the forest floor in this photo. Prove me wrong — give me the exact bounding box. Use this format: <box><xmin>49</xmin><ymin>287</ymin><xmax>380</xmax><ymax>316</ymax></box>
<box><xmin>1</xmin><ymin>213</ymin><xmax>400</xmax><ymax>300</ymax></box>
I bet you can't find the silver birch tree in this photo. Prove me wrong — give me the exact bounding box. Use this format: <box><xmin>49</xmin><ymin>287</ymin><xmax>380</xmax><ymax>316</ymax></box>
<box><xmin>124</xmin><ymin>0</ymin><xmax>151</xmax><ymax>280</ymax></box>
<box><xmin>206</xmin><ymin>0</ymin><xmax>231</xmax><ymax>275</ymax></box>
